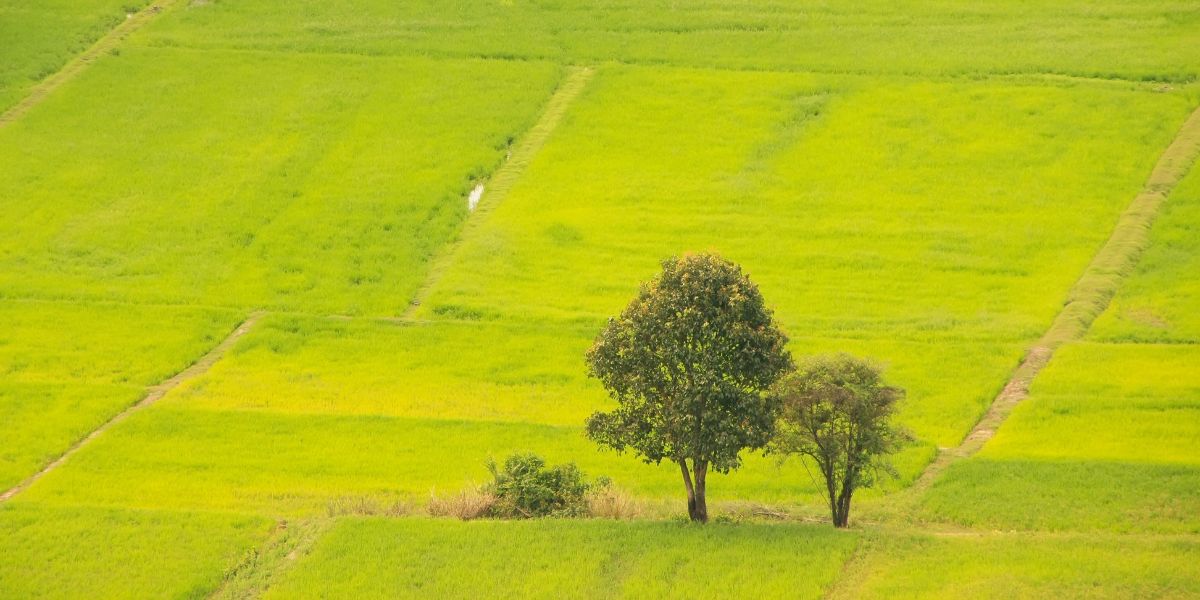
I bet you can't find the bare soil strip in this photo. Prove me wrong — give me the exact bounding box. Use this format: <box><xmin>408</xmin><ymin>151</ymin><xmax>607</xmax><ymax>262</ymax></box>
<box><xmin>210</xmin><ymin>518</ymin><xmax>332</xmax><ymax>600</ymax></box>
<box><xmin>0</xmin><ymin>311</ymin><xmax>264</xmax><ymax>502</ymax></box>
<box><xmin>401</xmin><ymin>66</ymin><xmax>595</xmax><ymax>319</ymax></box>
<box><xmin>909</xmin><ymin>104</ymin><xmax>1200</xmax><ymax>492</ymax></box>
<box><xmin>0</xmin><ymin>0</ymin><xmax>179</xmax><ymax>128</ymax></box>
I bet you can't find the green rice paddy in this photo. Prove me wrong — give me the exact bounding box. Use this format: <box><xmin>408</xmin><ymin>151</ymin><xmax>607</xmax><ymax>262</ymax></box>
<box><xmin>2</xmin><ymin>0</ymin><xmax>1199</xmax><ymax>596</ymax></box>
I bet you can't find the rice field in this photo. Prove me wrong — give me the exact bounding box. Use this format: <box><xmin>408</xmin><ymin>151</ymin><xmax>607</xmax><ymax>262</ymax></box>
<box><xmin>2</xmin><ymin>0</ymin><xmax>1199</xmax><ymax>597</ymax></box>
<box><xmin>921</xmin><ymin>168</ymin><xmax>1200</xmax><ymax>535</ymax></box>
<box><xmin>262</xmin><ymin>519</ymin><xmax>858</xmax><ymax>599</ymax></box>
<box><xmin>0</xmin><ymin>0</ymin><xmax>148</xmax><ymax>112</ymax></box>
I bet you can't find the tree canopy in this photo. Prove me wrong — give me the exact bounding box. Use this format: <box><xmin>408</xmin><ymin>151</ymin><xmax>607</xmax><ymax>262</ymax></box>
<box><xmin>770</xmin><ymin>353</ymin><xmax>907</xmax><ymax>527</ymax></box>
<box><xmin>585</xmin><ymin>253</ymin><xmax>792</xmax><ymax>522</ymax></box>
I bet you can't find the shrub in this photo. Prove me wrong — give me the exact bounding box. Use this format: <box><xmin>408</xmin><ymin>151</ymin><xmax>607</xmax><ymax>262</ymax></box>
<box><xmin>485</xmin><ymin>453</ymin><xmax>591</xmax><ymax>518</ymax></box>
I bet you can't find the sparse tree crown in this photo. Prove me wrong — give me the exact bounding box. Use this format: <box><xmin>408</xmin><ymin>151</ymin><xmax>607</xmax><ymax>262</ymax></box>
<box><xmin>770</xmin><ymin>353</ymin><xmax>907</xmax><ymax>527</ymax></box>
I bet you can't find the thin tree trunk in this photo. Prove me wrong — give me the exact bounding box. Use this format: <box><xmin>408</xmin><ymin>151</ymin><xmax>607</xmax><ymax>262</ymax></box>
<box><xmin>834</xmin><ymin>473</ymin><xmax>855</xmax><ymax>528</ymax></box>
<box><xmin>822</xmin><ymin>457</ymin><xmax>838</xmax><ymax>526</ymax></box>
<box><xmin>679</xmin><ymin>459</ymin><xmax>699</xmax><ymax>522</ymax></box>
<box><xmin>693</xmin><ymin>459</ymin><xmax>709</xmax><ymax>523</ymax></box>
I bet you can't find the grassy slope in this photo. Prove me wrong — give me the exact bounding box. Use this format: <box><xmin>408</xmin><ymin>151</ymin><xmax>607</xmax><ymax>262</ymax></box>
<box><xmin>4</xmin><ymin>1</ymin><xmax>1200</xmax><ymax>596</ymax></box>
<box><xmin>264</xmin><ymin>518</ymin><xmax>858</xmax><ymax>599</ymax></box>
<box><xmin>17</xmin><ymin>67</ymin><xmax>1190</xmax><ymax>519</ymax></box>
<box><xmin>1091</xmin><ymin>170</ymin><xmax>1200</xmax><ymax>342</ymax></box>
<box><xmin>922</xmin><ymin>169</ymin><xmax>1200</xmax><ymax>533</ymax></box>
<box><xmin>840</xmin><ymin>532</ymin><xmax>1200</xmax><ymax>599</ymax></box>
<box><xmin>0</xmin><ymin>502</ymin><xmax>271</xmax><ymax>599</ymax></box>
<box><xmin>0</xmin><ymin>47</ymin><xmax>561</xmax><ymax>315</ymax></box>
<box><xmin>140</xmin><ymin>0</ymin><xmax>1200</xmax><ymax>80</ymax></box>
<box><xmin>0</xmin><ymin>301</ymin><xmax>241</xmax><ymax>490</ymax></box>
<box><xmin>0</xmin><ymin>0</ymin><xmax>150</xmax><ymax>112</ymax></box>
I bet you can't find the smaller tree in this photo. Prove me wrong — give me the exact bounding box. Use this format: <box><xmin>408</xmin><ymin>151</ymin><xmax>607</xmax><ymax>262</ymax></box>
<box><xmin>770</xmin><ymin>354</ymin><xmax>907</xmax><ymax>527</ymax></box>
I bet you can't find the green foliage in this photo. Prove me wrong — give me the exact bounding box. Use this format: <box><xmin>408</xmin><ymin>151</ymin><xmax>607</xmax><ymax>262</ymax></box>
<box><xmin>485</xmin><ymin>453</ymin><xmax>591</xmax><ymax>518</ymax></box>
<box><xmin>586</xmin><ymin>253</ymin><xmax>792</xmax><ymax>470</ymax></box>
<box><xmin>586</xmin><ymin>253</ymin><xmax>792</xmax><ymax>521</ymax></box>
<box><xmin>771</xmin><ymin>354</ymin><xmax>906</xmax><ymax>527</ymax></box>
<box><xmin>263</xmin><ymin>518</ymin><xmax>858</xmax><ymax>599</ymax></box>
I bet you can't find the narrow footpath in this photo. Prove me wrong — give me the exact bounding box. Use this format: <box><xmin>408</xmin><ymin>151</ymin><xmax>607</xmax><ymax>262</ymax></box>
<box><xmin>402</xmin><ymin>66</ymin><xmax>595</xmax><ymax>319</ymax></box>
<box><xmin>909</xmin><ymin>104</ymin><xmax>1200</xmax><ymax>492</ymax></box>
<box><xmin>0</xmin><ymin>311</ymin><xmax>264</xmax><ymax>502</ymax></box>
<box><xmin>0</xmin><ymin>0</ymin><xmax>180</xmax><ymax>128</ymax></box>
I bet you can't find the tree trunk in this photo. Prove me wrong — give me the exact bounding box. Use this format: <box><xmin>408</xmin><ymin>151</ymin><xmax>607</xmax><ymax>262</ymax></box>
<box><xmin>823</xmin><ymin>460</ymin><xmax>839</xmax><ymax>527</ymax></box>
<box><xmin>679</xmin><ymin>459</ymin><xmax>708</xmax><ymax>523</ymax></box>
<box><xmin>679</xmin><ymin>459</ymin><xmax>699</xmax><ymax>522</ymax></box>
<box><xmin>693</xmin><ymin>459</ymin><xmax>709</xmax><ymax>523</ymax></box>
<box><xmin>833</xmin><ymin>479</ymin><xmax>854</xmax><ymax>528</ymax></box>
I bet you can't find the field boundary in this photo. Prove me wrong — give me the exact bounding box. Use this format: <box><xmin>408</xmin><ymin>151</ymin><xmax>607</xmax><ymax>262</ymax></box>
<box><xmin>0</xmin><ymin>0</ymin><xmax>179</xmax><ymax>128</ymax></box>
<box><xmin>210</xmin><ymin>518</ymin><xmax>332</xmax><ymax>600</ymax></box>
<box><xmin>908</xmin><ymin>104</ymin><xmax>1200</xmax><ymax>492</ymax></box>
<box><xmin>401</xmin><ymin>65</ymin><xmax>595</xmax><ymax>319</ymax></box>
<box><xmin>0</xmin><ymin>311</ymin><xmax>263</xmax><ymax>502</ymax></box>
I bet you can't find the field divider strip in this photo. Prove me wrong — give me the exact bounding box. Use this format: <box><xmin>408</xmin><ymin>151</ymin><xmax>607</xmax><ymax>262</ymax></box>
<box><xmin>0</xmin><ymin>0</ymin><xmax>179</xmax><ymax>128</ymax></box>
<box><xmin>0</xmin><ymin>311</ymin><xmax>265</xmax><ymax>503</ymax></box>
<box><xmin>210</xmin><ymin>518</ymin><xmax>332</xmax><ymax>600</ymax></box>
<box><xmin>907</xmin><ymin>104</ymin><xmax>1200</xmax><ymax>492</ymax></box>
<box><xmin>399</xmin><ymin>65</ymin><xmax>595</xmax><ymax>320</ymax></box>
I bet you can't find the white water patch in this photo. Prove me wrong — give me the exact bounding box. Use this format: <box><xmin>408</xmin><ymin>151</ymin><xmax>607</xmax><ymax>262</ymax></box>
<box><xmin>467</xmin><ymin>183</ymin><xmax>485</xmax><ymax>212</ymax></box>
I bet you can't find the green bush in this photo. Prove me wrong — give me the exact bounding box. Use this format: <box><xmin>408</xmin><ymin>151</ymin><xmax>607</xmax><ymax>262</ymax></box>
<box><xmin>485</xmin><ymin>453</ymin><xmax>591</xmax><ymax>518</ymax></box>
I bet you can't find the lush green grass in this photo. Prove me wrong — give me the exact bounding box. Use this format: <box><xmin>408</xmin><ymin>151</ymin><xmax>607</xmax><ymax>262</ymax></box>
<box><xmin>4</xmin><ymin>1</ymin><xmax>1199</xmax><ymax>594</ymax></box>
<box><xmin>15</xmin><ymin>64</ymin><xmax>1190</xmax><ymax>520</ymax></box>
<box><xmin>0</xmin><ymin>383</ymin><xmax>139</xmax><ymax>490</ymax></box>
<box><xmin>922</xmin><ymin>344</ymin><xmax>1200</xmax><ymax>533</ymax></box>
<box><xmin>416</xmin><ymin>65</ymin><xmax>1189</xmax><ymax>451</ymax></box>
<box><xmin>0</xmin><ymin>47</ymin><xmax>561</xmax><ymax>314</ymax></box>
<box><xmin>842</xmin><ymin>532</ymin><xmax>1200</xmax><ymax>598</ymax></box>
<box><xmin>1091</xmin><ymin>167</ymin><xmax>1200</xmax><ymax>343</ymax></box>
<box><xmin>423</xmin><ymin>67</ymin><xmax>1190</xmax><ymax>335</ymax></box>
<box><xmin>922</xmin><ymin>459</ymin><xmax>1200</xmax><ymax>533</ymax></box>
<box><xmin>0</xmin><ymin>301</ymin><xmax>240</xmax><ymax>386</ymax></box>
<box><xmin>20</xmin><ymin>404</ymin><xmax>929</xmax><ymax>514</ymax></box>
<box><xmin>165</xmin><ymin>316</ymin><xmax>608</xmax><ymax>426</ymax></box>
<box><xmin>0</xmin><ymin>0</ymin><xmax>149</xmax><ymax>112</ymax></box>
<box><xmin>0</xmin><ymin>502</ymin><xmax>270</xmax><ymax>599</ymax></box>
<box><xmin>921</xmin><ymin>165</ymin><xmax>1200</xmax><ymax>533</ymax></box>
<box><xmin>265</xmin><ymin>518</ymin><xmax>858</xmax><ymax>599</ymax></box>
<box><xmin>984</xmin><ymin>344</ymin><xmax>1200</xmax><ymax>464</ymax></box>
<box><xmin>166</xmin><ymin>314</ymin><xmax>1019</xmax><ymax>445</ymax></box>
<box><xmin>139</xmin><ymin>0</ymin><xmax>1200</xmax><ymax>81</ymax></box>
<box><xmin>0</xmin><ymin>301</ymin><xmax>241</xmax><ymax>489</ymax></box>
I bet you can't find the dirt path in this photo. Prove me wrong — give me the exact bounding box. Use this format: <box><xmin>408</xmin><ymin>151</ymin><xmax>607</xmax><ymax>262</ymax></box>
<box><xmin>905</xmin><ymin>104</ymin><xmax>1200</xmax><ymax>493</ymax></box>
<box><xmin>401</xmin><ymin>66</ymin><xmax>595</xmax><ymax>319</ymax></box>
<box><xmin>0</xmin><ymin>0</ymin><xmax>179</xmax><ymax>128</ymax></box>
<box><xmin>0</xmin><ymin>311</ymin><xmax>264</xmax><ymax>503</ymax></box>
<box><xmin>209</xmin><ymin>518</ymin><xmax>331</xmax><ymax>600</ymax></box>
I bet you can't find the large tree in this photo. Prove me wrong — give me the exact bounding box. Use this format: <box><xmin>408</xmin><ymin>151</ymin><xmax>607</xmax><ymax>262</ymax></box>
<box><xmin>585</xmin><ymin>253</ymin><xmax>792</xmax><ymax>522</ymax></box>
<box><xmin>770</xmin><ymin>354</ymin><xmax>907</xmax><ymax>527</ymax></box>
